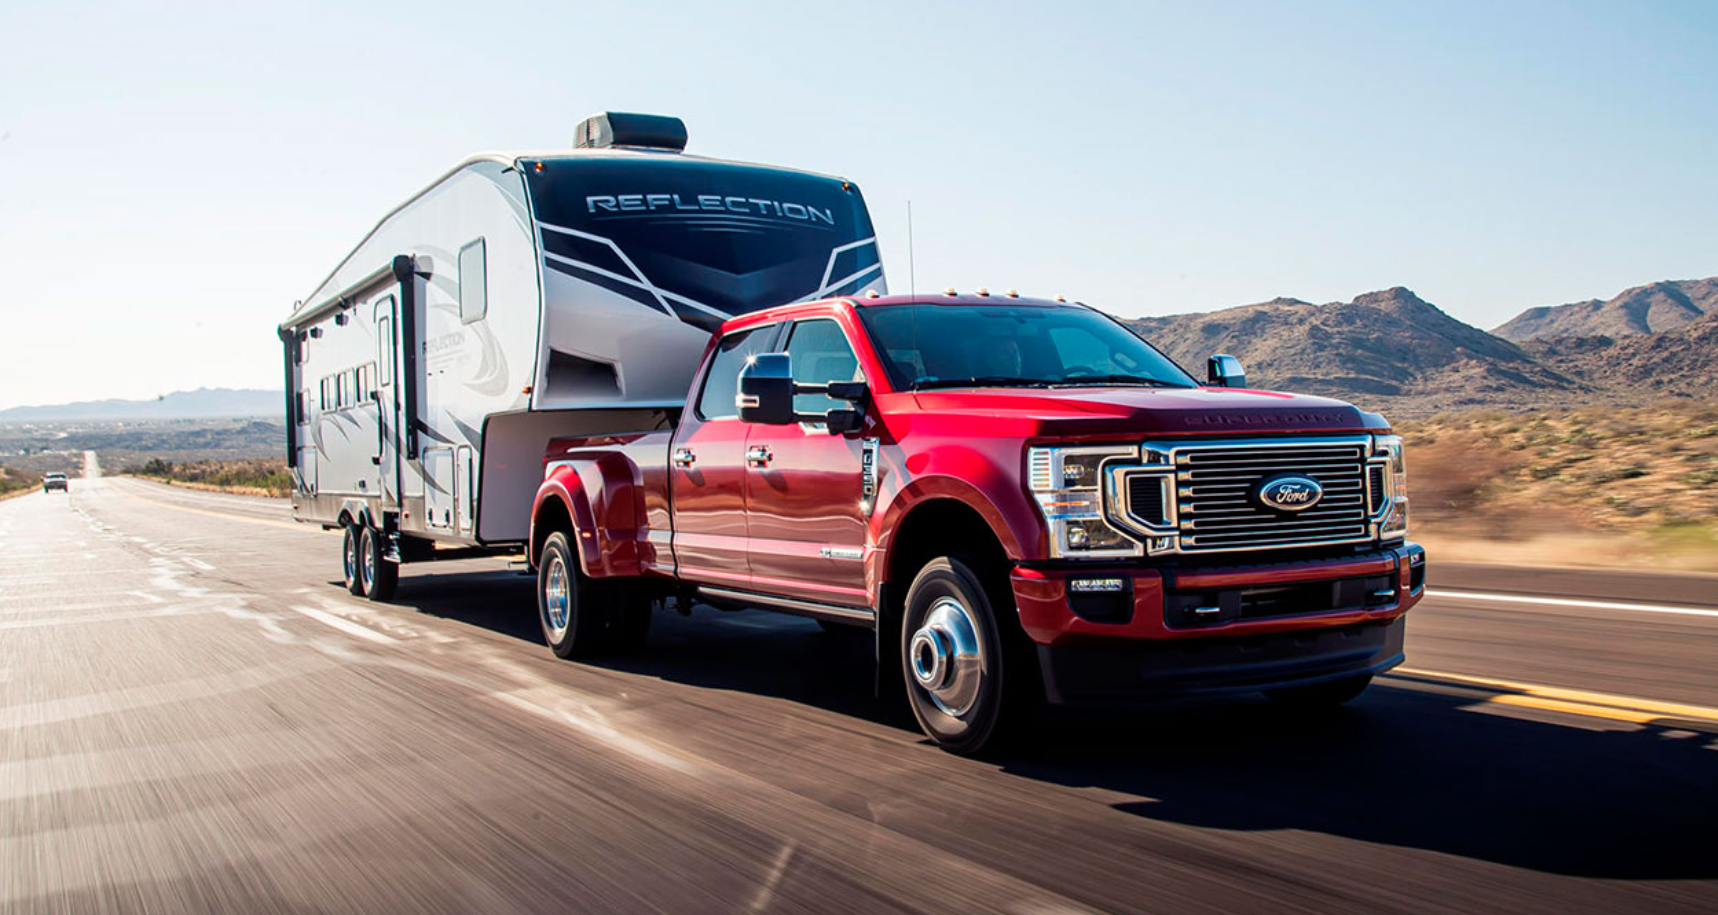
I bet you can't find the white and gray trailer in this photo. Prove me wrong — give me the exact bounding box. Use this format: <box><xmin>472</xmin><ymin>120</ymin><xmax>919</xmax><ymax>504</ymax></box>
<box><xmin>278</xmin><ymin>113</ymin><xmax>885</xmax><ymax>598</ymax></box>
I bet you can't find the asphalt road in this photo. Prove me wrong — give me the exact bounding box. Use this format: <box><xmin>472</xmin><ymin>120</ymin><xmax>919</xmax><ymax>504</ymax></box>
<box><xmin>3</xmin><ymin>475</ymin><xmax>1715</xmax><ymax>914</ymax></box>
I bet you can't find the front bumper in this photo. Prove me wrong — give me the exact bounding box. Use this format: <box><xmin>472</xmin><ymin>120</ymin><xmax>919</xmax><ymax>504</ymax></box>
<box><xmin>1011</xmin><ymin>542</ymin><xmax>1424</xmax><ymax>703</ymax></box>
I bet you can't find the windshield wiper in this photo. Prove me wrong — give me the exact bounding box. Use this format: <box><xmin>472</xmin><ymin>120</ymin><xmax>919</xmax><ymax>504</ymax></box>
<box><xmin>1055</xmin><ymin>374</ymin><xmax>1188</xmax><ymax>388</ymax></box>
<box><xmin>909</xmin><ymin>376</ymin><xmax>1053</xmax><ymax>391</ymax></box>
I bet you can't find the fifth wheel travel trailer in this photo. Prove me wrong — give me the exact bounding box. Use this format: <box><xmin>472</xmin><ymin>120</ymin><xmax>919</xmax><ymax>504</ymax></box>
<box><xmin>278</xmin><ymin>112</ymin><xmax>885</xmax><ymax>599</ymax></box>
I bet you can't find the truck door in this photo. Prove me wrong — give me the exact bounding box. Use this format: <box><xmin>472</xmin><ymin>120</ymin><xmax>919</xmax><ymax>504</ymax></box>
<box><xmin>669</xmin><ymin>325</ymin><xmax>780</xmax><ymax>587</ymax></box>
<box><xmin>743</xmin><ymin>318</ymin><xmax>871</xmax><ymax>607</ymax></box>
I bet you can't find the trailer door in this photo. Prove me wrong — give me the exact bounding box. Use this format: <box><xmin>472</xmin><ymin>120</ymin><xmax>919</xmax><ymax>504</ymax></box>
<box><xmin>374</xmin><ymin>295</ymin><xmax>400</xmax><ymax>511</ymax></box>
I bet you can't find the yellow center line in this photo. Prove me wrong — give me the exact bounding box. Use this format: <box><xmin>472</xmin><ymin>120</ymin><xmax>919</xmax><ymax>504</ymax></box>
<box><xmin>1389</xmin><ymin>667</ymin><xmax>1718</xmax><ymax>725</ymax></box>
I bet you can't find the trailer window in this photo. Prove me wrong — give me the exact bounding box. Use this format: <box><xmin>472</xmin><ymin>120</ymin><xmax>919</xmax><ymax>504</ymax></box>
<box><xmin>376</xmin><ymin>313</ymin><xmax>393</xmax><ymax>386</ymax></box>
<box><xmin>320</xmin><ymin>377</ymin><xmax>332</xmax><ymax>410</ymax></box>
<box><xmin>459</xmin><ymin>238</ymin><xmax>487</xmax><ymax>324</ymax></box>
<box><xmin>297</xmin><ymin>390</ymin><xmax>309</xmax><ymax>425</ymax></box>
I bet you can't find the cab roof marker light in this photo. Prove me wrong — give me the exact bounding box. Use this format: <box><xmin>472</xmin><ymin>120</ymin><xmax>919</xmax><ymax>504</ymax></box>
<box><xmin>943</xmin><ymin>287</ymin><xmax>958</xmax><ymax>296</ymax></box>
<box><xmin>1006</xmin><ymin>289</ymin><xmax>1020</xmax><ymax>298</ymax></box>
<box><xmin>975</xmin><ymin>287</ymin><xmax>990</xmax><ymax>297</ymax></box>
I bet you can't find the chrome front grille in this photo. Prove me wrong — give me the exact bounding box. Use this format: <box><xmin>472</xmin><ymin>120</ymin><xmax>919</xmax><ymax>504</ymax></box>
<box><xmin>1104</xmin><ymin>436</ymin><xmax>1381</xmax><ymax>555</ymax></box>
<box><xmin>1175</xmin><ymin>442</ymin><xmax>1370</xmax><ymax>551</ymax></box>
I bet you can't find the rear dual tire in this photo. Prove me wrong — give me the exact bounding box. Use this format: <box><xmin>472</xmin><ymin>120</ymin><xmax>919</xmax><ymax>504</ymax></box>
<box><xmin>537</xmin><ymin>532</ymin><xmax>650</xmax><ymax>658</ymax></box>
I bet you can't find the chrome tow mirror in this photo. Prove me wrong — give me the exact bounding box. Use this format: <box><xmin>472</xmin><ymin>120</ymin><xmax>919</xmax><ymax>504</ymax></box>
<box><xmin>1207</xmin><ymin>354</ymin><xmax>1247</xmax><ymax>388</ymax></box>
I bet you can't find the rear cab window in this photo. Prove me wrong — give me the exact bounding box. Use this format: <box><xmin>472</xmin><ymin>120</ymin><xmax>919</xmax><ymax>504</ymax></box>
<box><xmin>695</xmin><ymin>325</ymin><xmax>780</xmax><ymax>420</ymax></box>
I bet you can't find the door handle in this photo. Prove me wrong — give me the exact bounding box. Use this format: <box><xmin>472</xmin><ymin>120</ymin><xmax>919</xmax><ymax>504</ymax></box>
<box><xmin>672</xmin><ymin>447</ymin><xmax>696</xmax><ymax>468</ymax></box>
<box><xmin>745</xmin><ymin>445</ymin><xmax>773</xmax><ymax>468</ymax></box>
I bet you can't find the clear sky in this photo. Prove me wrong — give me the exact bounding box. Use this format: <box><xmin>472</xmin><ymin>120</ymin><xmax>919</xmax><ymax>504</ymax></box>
<box><xmin>1</xmin><ymin>0</ymin><xmax>1714</xmax><ymax>409</ymax></box>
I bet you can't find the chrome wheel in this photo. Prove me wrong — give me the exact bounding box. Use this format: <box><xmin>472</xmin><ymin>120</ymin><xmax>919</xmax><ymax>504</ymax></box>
<box><xmin>542</xmin><ymin>553</ymin><xmax>571</xmax><ymax>643</ymax></box>
<box><xmin>361</xmin><ymin>533</ymin><xmax>376</xmax><ymax>591</ymax></box>
<box><xmin>343</xmin><ymin>529</ymin><xmax>358</xmax><ymax>583</ymax></box>
<box><xmin>908</xmin><ymin>595</ymin><xmax>987</xmax><ymax>717</ymax></box>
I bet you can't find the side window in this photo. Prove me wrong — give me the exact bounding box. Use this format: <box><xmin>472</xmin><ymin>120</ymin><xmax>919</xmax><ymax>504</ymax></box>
<box><xmin>696</xmin><ymin>327</ymin><xmax>775</xmax><ymax>421</ymax></box>
<box><xmin>785</xmin><ymin>319</ymin><xmax>862</xmax><ymax>415</ymax></box>
<box><xmin>297</xmin><ymin>390</ymin><xmax>310</xmax><ymax>425</ymax></box>
<box><xmin>458</xmin><ymin>238</ymin><xmax>487</xmax><ymax>324</ymax></box>
<box><xmin>320</xmin><ymin>377</ymin><xmax>331</xmax><ymax>410</ymax></box>
<box><xmin>376</xmin><ymin>312</ymin><xmax>393</xmax><ymax>387</ymax></box>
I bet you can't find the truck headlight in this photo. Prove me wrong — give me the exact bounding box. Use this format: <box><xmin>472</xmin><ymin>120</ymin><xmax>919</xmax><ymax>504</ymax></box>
<box><xmin>1027</xmin><ymin>446</ymin><xmax>1143</xmax><ymax>558</ymax></box>
<box><xmin>1374</xmin><ymin>434</ymin><xmax>1409</xmax><ymax>539</ymax></box>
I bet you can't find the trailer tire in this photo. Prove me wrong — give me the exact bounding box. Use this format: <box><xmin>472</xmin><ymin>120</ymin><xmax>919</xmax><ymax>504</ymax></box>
<box><xmin>537</xmin><ymin>532</ymin><xmax>608</xmax><ymax>658</ymax></box>
<box><xmin>342</xmin><ymin>524</ymin><xmax>365</xmax><ymax>597</ymax></box>
<box><xmin>900</xmin><ymin>557</ymin><xmax>1024</xmax><ymax>756</ymax></box>
<box><xmin>359</xmin><ymin>527</ymin><xmax>398</xmax><ymax>602</ymax></box>
<box><xmin>1265</xmin><ymin>674</ymin><xmax>1373</xmax><ymax>709</ymax></box>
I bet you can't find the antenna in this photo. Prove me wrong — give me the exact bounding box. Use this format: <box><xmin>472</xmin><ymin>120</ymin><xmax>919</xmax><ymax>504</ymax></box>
<box><xmin>907</xmin><ymin>200</ymin><xmax>916</xmax><ymax>298</ymax></box>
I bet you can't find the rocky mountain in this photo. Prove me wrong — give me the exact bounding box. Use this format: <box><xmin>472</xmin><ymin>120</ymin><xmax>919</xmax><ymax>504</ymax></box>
<box><xmin>0</xmin><ymin>388</ymin><xmax>282</xmax><ymax>422</ymax></box>
<box><xmin>1525</xmin><ymin>310</ymin><xmax>1718</xmax><ymax>394</ymax></box>
<box><xmin>1124</xmin><ymin>287</ymin><xmax>1586</xmax><ymax>415</ymax></box>
<box><xmin>1492</xmin><ymin>277</ymin><xmax>1718</xmax><ymax>342</ymax></box>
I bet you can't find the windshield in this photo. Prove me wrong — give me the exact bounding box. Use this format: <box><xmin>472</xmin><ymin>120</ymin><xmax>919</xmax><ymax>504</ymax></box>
<box><xmin>857</xmin><ymin>303</ymin><xmax>1199</xmax><ymax>391</ymax></box>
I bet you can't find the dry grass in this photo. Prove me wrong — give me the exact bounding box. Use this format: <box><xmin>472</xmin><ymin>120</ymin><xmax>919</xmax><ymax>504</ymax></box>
<box><xmin>1400</xmin><ymin>401</ymin><xmax>1718</xmax><ymax>570</ymax></box>
<box><xmin>129</xmin><ymin>458</ymin><xmax>291</xmax><ymax>498</ymax></box>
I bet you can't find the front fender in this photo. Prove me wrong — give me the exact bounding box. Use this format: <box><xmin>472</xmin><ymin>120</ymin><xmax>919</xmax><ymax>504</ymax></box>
<box><xmin>870</xmin><ymin>441</ymin><xmax>1049</xmax><ymax>593</ymax></box>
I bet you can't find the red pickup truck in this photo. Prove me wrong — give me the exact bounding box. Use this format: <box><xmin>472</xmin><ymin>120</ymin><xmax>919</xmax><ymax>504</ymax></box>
<box><xmin>530</xmin><ymin>292</ymin><xmax>1422</xmax><ymax>753</ymax></box>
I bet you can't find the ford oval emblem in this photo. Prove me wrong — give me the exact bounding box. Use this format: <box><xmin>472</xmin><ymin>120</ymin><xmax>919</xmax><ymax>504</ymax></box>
<box><xmin>1256</xmin><ymin>475</ymin><xmax>1324</xmax><ymax>512</ymax></box>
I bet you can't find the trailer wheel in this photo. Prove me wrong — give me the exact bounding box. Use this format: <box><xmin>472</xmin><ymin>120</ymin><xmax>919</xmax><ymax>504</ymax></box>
<box><xmin>1265</xmin><ymin>674</ymin><xmax>1373</xmax><ymax>708</ymax></box>
<box><xmin>900</xmin><ymin>557</ymin><xmax>1023</xmax><ymax>756</ymax></box>
<box><xmin>359</xmin><ymin>526</ymin><xmax>399</xmax><ymax>602</ymax></box>
<box><xmin>342</xmin><ymin>524</ymin><xmax>366</xmax><ymax>597</ymax></box>
<box><xmin>537</xmin><ymin>532</ymin><xmax>608</xmax><ymax>658</ymax></box>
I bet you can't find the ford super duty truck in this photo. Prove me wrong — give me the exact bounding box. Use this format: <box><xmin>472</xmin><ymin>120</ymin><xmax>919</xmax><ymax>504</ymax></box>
<box><xmin>529</xmin><ymin>291</ymin><xmax>1423</xmax><ymax>753</ymax></box>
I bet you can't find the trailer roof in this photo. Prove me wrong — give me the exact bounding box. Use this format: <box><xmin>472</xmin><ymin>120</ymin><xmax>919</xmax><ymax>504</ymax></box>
<box><xmin>280</xmin><ymin>147</ymin><xmax>859</xmax><ymax>333</ymax></box>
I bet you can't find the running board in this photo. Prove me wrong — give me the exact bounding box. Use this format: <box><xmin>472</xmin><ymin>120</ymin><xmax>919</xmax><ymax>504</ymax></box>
<box><xmin>697</xmin><ymin>586</ymin><xmax>875</xmax><ymax>628</ymax></box>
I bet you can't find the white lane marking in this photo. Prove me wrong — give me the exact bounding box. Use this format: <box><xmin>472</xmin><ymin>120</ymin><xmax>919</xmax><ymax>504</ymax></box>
<box><xmin>181</xmin><ymin>556</ymin><xmax>215</xmax><ymax>571</ymax></box>
<box><xmin>1428</xmin><ymin>588</ymin><xmax>1718</xmax><ymax>619</ymax></box>
<box><xmin>287</xmin><ymin>604</ymin><xmax>398</xmax><ymax>645</ymax></box>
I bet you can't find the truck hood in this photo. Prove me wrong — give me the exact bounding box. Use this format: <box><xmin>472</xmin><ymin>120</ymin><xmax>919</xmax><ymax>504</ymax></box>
<box><xmin>903</xmin><ymin>386</ymin><xmax>1385</xmax><ymax>438</ymax></box>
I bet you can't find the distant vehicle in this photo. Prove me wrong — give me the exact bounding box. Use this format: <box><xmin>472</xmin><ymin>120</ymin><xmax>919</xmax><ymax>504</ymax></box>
<box><xmin>527</xmin><ymin>292</ymin><xmax>1423</xmax><ymax>754</ymax></box>
<box><xmin>42</xmin><ymin>473</ymin><xmax>68</xmax><ymax>493</ymax></box>
<box><xmin>278</xmin><ymin>112</ymin><xmax>884</xmax><ymax>600</ymax></box>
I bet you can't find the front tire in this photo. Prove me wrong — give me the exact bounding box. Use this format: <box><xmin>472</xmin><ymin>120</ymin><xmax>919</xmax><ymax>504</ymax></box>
<box><xmin>900</xmin><ymin>557</ymin><xmax>1022</xmax><ymax>755</ymax></box>
<box><xmin>342</xmin><ymin>524</ymin><xmax>365</xmax><ymax>597</ymax></box>
<box><xmin>359</xmin><ymin>526</ymin><xmax>398</xmax><ymax>602</ymax></box>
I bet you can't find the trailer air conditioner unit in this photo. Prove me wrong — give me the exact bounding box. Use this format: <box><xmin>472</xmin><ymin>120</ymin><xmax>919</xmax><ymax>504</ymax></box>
<box><xmin>574</xmin><ymin>112</ymin><xmax>687</xmax><ymax>152</ymax></box>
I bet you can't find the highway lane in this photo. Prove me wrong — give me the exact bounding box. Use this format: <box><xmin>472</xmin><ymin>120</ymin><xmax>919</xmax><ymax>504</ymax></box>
<box><xmin>2</xmin><ymin>477</ymin><xmax>1714</xmax><ymax>914</ymax></box>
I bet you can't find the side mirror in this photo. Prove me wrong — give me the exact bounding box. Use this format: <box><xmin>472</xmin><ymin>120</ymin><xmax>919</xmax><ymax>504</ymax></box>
<box><xmin>824</xmin><ymin>409</ymin><xmax>863</xmax><ymax>435</ymax></box>
<box><xmin>1207</xmin><ymin>354</ymin><xmax>1247</xmax><ymax>388</ymax></box>
<box><xmin>737</xmin><ymin>353</ymin><xmax>797</xmax><ymax>425</ymax></box>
